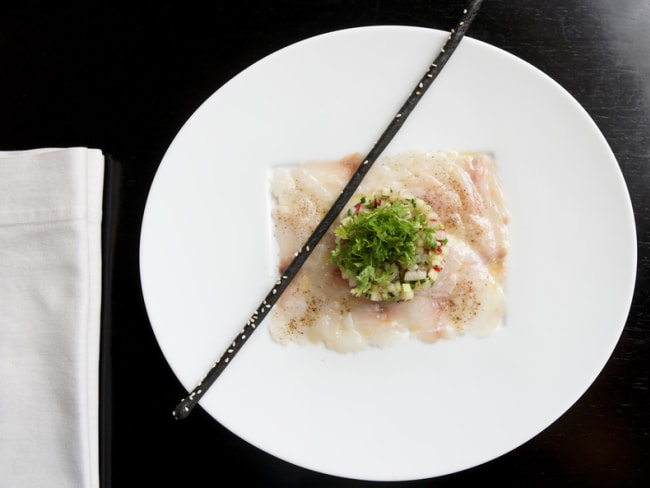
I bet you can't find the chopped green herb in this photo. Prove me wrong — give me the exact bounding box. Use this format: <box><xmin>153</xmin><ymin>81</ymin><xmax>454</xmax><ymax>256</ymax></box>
<box><xmin>330</xmin><ymin>191</ymin><xmax>448</xmax><ymax>302</ymax></box>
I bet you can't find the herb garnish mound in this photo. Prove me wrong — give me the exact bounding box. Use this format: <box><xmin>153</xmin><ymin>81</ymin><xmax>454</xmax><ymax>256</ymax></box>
<box><xmin>330</xmin><ymin>190</ymin><xmax>448</xmax><ymax>302</ymax></box>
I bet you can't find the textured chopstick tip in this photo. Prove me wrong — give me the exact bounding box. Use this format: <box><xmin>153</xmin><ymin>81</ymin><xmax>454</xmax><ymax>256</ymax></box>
<box><xmin>173</xmin><ymin>398</ymin><xmax>193</xmax><ymax>419</ymax></box>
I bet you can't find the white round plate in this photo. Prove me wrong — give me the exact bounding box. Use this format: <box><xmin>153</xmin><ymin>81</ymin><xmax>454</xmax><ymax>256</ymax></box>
<box><xmin>139</xmin><ymin>26</ymin><xmax>637</xmax><ymax>481</ymax></box>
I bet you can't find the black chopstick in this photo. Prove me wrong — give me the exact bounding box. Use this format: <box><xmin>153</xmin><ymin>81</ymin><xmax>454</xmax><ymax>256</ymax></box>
<box><xmin>173</xmin><ymin>0</ymin><xmax>484</xmax><ymax>420</ymax></box>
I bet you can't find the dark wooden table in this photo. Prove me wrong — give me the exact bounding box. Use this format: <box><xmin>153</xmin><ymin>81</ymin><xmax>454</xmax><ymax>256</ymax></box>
<box><xmin>1</xmin><ymin>1</ymin><xmax>648</xmax><ymax>486</ymax></box>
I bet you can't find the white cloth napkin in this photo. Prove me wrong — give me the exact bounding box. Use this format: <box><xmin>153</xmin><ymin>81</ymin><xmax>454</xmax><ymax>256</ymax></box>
<box><xmin>0</xmin><ymin>148</ymin><xmax>103</xmax><ymax>488</ymax></box>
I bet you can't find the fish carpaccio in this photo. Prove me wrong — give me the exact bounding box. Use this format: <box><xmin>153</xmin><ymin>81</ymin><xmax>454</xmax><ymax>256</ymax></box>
<box><xmin>269</xmin><ymin>150</ymin><xmax>510</xmax><ymax>353</ymax></box>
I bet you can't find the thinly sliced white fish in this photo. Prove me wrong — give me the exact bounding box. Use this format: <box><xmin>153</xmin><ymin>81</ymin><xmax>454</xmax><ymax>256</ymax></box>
<box><xmin>270</xmin><ymin>150</ymin><xmax>509</xmax><ymax>353</ymax></box>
